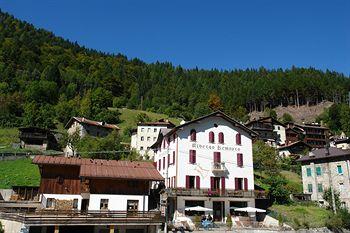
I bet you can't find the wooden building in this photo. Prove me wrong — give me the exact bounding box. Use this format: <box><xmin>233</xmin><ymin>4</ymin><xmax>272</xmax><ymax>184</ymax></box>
<box><xmin>19</xmin><ymin>127</ymin><xmax>60</xmax><ymax>151</ymax></box>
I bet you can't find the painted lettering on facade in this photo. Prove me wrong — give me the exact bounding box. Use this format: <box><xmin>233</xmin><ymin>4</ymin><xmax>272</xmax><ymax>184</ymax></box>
<box><xmin>191</xmin><ymin>143</ymin><xmax>241</xmax><ymax>152</ymax></box>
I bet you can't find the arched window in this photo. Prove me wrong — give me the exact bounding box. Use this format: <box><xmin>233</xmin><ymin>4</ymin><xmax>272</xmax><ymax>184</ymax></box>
<box><xmin>190</xmin><ymin>129</ymin><xmax>196</xmax><ymax>141</ymax></box>
<box><xmin>236</xmin><ymin>133</ymin><xmax>241</xmax><ymax>145</ymax></box>
<box><xmin>209</xmin><ymin>131</ymin><xmax>215</xmax><ymax>143</ymax></box>
<box><xmin>218</xmin><ymin>132</ymin><xmax>224</xmax><ymax>144</ymax></box>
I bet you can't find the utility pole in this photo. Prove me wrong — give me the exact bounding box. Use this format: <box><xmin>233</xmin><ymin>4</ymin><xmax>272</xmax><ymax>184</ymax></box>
<box><xmin>164</xmin><ymin>144</ymin><xmax>169</xmax><ymax>233</ymax></box>
<box><xmin>325</xmin><ymin>140</ymin><xmax>337</xmax><ymax>213</ymax></box>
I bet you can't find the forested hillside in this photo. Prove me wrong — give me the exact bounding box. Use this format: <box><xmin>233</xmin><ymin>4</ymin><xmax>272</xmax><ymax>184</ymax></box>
<box><xmin>1</xmin><ymin>10</ymin><xmax>349</xmax><ymax>129</ymax></box>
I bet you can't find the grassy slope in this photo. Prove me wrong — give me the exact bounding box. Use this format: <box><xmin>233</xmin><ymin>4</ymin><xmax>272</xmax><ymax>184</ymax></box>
<box><xmin>0</xmin><ymin>128</ymin><xmax>19</xmax><ymax>148</ymax></box>
<box><xmin>270</xmin><ymin>204</ymin><xmax>331</xmax><ymax>228</ymax></box>
<box><xmin>113</xmin><ymin>108</ymin><xmax>181</xmax><ymax>132</ymax></box>
<box><xmin>0</xmin><ymin>158</ymin><xmax>40</xmax><ymax>189</ymax></box>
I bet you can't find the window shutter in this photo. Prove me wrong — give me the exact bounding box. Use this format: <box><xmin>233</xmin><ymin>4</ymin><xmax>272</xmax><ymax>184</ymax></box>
<box><xmin>173</xmin><ymin>151</ymin><xmax>175</xmax><ymax>165</ymax></box>
<box><xmin>173</xmin><ymin>176</ymin><xmax>176</xmax><ymax>187</ymax></box>
<box><xmin>168</xmin><ymin>154</ymin><xmax>170</xmax><ymax>167</ymax></box>
<box><xmin>163</xmin><ymin>157</ymin><xmax>165</xmax><ymax>170</ymax></box>
<box><xmin>186</xmin><ymin>176</ymin><xmax>190</xmax><ymax>189</ymax></box>
<box><xmin>196</xmin><ymin>176</ymin><xmax>200</xmax><ymax>189</ymax></box>
<box><xmin>190</xmin><ymin>129</ymin><xmax>196</xmax><ymax>141</ymax></box>
<box><xmin>193</xmin><ymin>150</ymin><xmax>196</xmax><ymax>163</ymax></box>
<box><xmin>210</xmin><ymin>177</ymin><xmax>214</xmax><ymax>190</ymax></box>
<box><xmin>221</xmin><ymin>177</ymin><xmax>225</xmax><ymax>192</ymax></box>
<box><xmin>158</xmin><ymin>159</ymin><xmax>161</xmax><ymax>171</ymax></box>
<box><xmin>189</xmin><ymin>150</ymin><xmax>192</xmax><ymax>163</ymax></box>
<box><xmin>209</xmin><ymin>131</ymin><xmax>214</xmax><ymax>143</ymax></box>
<box><xmin>237</xmin><ymin>153</ymin><xmax>243</xmax><ymax>167</ymax></box>
<box><xmin>236</xmin><ymin>133</ymin><xmax>241</xmax><ymax>145</ymax></box>
<box><xmin>244</xmin><ymin>178</ymin><xmax>248</xmax><ymax>191</ymax></box>
<box><xmin>214</xmin><ymin>152</ymin><xmax>221</xmax><ymax>163</ymax></box>
<box><xmin>219</xmin><ymin>132</ymin><xmax>224</xmax><ymax>143</ymax></box>
<box><xmin>235</xmin><ymin>178</ymin><xmax>239</xmax><ymax>190</ymax></box>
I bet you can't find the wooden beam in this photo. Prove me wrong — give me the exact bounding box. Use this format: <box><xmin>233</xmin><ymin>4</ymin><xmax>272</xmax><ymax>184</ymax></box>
<box><xmin>109</xmin><ymin>225</ymin><xmax>115</xmax><ymax>233</ymax></box>
<box><xmin>54</xmin><ymin>225</ymin><xmax>59</xmax><ymax>233</ymax></box>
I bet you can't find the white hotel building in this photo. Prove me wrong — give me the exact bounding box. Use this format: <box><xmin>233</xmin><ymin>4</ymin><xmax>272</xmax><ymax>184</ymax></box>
<box><xmin>152</xmin><ymin>111</ymin><xmax>266</xmax><ymax>221</ymax></box>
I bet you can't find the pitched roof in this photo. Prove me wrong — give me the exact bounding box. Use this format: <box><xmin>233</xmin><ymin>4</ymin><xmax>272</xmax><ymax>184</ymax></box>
<box><xmin>65</xmin><ymin>117</ymin><xmax>119</xmax><ymax>130</ymax></box>
<box><xmin>297</xmin><ymin>147</ymin><xmax>350</xmax><ymax>163</ymax></box>
<box><xmin>137</xmin><ymin>119</ymin><xmax>175</xmax><ymax>127</ymax></box>
<box><xmin>151</xmin><ymin>111</ymin><xmax>257</xmax><ymax>148</ymax></box>
<box><xmin>246</xmin><ymin>116</ymin><xmax>286</xmax><ymax>127</ymax></box>
<box><xmin>33</xmin><ymin>156</ymin><xmax>163</xmax><ymax>181</ymax></box>
<box><xmin>278</xmin><ymin>140</ymin><xmax>312</xmax><ymax>150</ymax></box>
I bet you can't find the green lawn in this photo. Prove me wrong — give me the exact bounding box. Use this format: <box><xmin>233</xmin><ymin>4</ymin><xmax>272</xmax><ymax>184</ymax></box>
<box><xmin>0</xmin><ymin>128</ymin><xmax>19</xmax><ymax>148</ymax></box>
<box><xmin>111</xmin><ymin>108</ymin><xmax>181</xmax><ymax>132</ymax></box>
<box><xmin>0</xmin><ymin>158</ymin><xmax>40</xmax><ymax>189</ymax></box>
<box><xmin>270</xmin><ymin>204</ymin><xmax>331</xmax><ymax>229</ymax></box>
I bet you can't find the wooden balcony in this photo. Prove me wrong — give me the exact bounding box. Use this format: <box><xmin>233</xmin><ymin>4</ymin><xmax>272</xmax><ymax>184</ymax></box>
<box><xmin>166</xmin><ymin>188</ymin><xmax>268</xmax><ymax>199</ymax></box>
<box><xmin>0</xmin><ymin>209</ymin><xmax>163</xmax><ymax>226</ymax></box>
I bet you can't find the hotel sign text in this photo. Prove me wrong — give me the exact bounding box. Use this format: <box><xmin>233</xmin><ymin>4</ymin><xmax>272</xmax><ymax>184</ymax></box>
<box><xmin>191</xmin><ymin>143</ymin><xmax>241</xmax><ymax>152</ymax></box>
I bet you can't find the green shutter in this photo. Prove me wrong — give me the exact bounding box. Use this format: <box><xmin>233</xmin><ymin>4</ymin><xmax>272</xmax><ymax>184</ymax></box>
<box><xmin>317</xmin><ymin>183</ymin><xmax>323</xmax><ymax>192</ymax></box>
<box><xmin>306</xmin><ymin>168</ymin><xmax>312</xmax><ymax>177</ymax></box>
<box><xmin>337</xmin><ymin>165</ymin><xmax>343</xmax><ymax>174</ymax></box>
<box><xmin>308</xmin><ymin>184</ymin><xmax>313</xmax><ymax>193</ymax></box>
<box><xmin>316</xmin><ymin>167</ymin><xmax>322</xmax><ymax>176</ymax></box>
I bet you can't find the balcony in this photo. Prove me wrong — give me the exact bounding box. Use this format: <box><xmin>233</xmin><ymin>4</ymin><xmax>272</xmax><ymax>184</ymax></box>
<box><xmin>166</xmin><ymin>188</ymin><xmax>268</xmax><ymax>199</ymax></box>
<box><xmin>0</xmin><ymin>209</ymin><xmax>163</xmax><ymax>226</ymax></box>
<box><xmin>211</xmin><ymin>162</ymin><xmax>227</xmax><ymax>172</ymax></box>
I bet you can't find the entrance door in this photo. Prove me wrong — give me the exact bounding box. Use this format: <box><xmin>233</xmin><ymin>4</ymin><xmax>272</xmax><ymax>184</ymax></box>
<box><xmin>81</xmin><ymin>199</ymin><xmax>89</xmax><ymax>212</ymax></box>
<box><xmin>213</xmin><ymin>201</ymin><xmax>224</xmax><ymax>221</ymax></box>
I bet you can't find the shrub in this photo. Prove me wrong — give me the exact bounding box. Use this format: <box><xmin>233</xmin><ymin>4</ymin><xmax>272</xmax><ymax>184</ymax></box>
<box><xmin>226</xmin><ymin>214</ymin><xmax>233</xmax><ymax>230</ymax></box>
<box><xmin>0</xmin><ymin>221</ymin><xmax>3</xmax><ymax>233</ymax></box>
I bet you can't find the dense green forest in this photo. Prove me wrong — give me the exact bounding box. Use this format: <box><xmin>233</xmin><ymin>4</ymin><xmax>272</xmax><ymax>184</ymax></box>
<box><xmin>1</xmin><ymin>10</ymin><xmax>350</xmax><ymax>129</ymax></box>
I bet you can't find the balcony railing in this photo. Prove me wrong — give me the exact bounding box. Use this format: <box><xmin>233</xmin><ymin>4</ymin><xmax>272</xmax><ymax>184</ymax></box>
<box><xmin>211</xmin><ymin>162</ymin><xmax>227</xmax><ymax>172</ymax></box>
<box><xmin>0</xmin><ymin>209</ymin><xmax>163</xmax><ymax>226</ymax></box>
<box><xmin>166</xmin><ymin>188</ymin><xmax>268</xmax><ymax>199</ymax></box>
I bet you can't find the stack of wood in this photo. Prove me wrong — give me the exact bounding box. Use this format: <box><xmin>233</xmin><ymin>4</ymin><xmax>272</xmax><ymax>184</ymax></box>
<box><xmin>55</xmin><ymin>199</ymin><xmax>73</xmax><ymax>210</ymax></box>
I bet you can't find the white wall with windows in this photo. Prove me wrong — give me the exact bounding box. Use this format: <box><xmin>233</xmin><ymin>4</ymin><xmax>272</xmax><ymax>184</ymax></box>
<box><xmin>154</xmin><ymin>115</ymin><xmax>255</xmax><ymax>191</ymax></box>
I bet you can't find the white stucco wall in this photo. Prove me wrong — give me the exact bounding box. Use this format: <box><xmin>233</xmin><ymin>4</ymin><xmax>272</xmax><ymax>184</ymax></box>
<box><xmin>88</xmin><ymin>194</ymin><xmax>148</xmax><ymax>211</ymax></box>
<box><xmin>273</xmin><ymin>124</ymin><xmax>286</xmax><ymax>145</ymax></box>
<box><xmin>154</xmin><ymin>116</ymin><xmax>255</xmax><ymax>190</ymax></box>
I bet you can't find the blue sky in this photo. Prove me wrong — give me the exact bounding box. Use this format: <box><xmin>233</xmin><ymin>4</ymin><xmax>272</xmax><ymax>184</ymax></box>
<box><xmin>1</xmin><ymin>0</ymin><xmax>349</xmax><ymax>74</ymax></box>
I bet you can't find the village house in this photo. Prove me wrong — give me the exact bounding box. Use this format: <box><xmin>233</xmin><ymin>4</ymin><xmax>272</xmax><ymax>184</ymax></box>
<box><xmin>0</xmin><ymin>155</ymin><xmax>164</xmax><ymax>233</ymax></box>
<box><xmin>277</xmin><ymin>140</ymin><xmax>312</xmax><ymax>158</ymax></box>
<box><xmin>131</xmin><ymin>119</ymin><xmax>175</xmax><ymax>159</ymax></box>
<box><xmin>19</xmin><ymin>127</ymin><xmax>60</xmax><ymax>151</ymax></box>
<box><xmin>298</xmin><ymin>147</ymin><xmax>350</xmax><ymax>209</ymax></box>
<box><xmin>64</xmin><ymin>117</ymin><xmax>119</xmax><ymax>156</ymax></box>
<box><xmin>245</xmin><ymin>117</ymin><xmax>286</xmax><ymax>147</ymax></box>
<box><xmin>287</xmin><ymin>122</ymin><xmax>329</xmax><ymax>149</ymax></box>
<box><xmin>331</xmin><ymin>133</ymin><xmax>350</xmax><ymax>150</ymax></box>
<box><xmin>151</xmin><ymin>111</ymin><xmax>267</xmax><ymax>222</ymax></box>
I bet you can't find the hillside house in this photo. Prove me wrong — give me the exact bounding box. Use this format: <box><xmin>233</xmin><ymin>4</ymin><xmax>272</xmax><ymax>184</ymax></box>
<box><xmin>19</xmin><ymin>127</ymin><xmax>60</xmax><ymax>151</ymax></box>
<box><xmin>64</xmin><ymin>117</ymin><xmax>119</xmax><ymax>156</ymax></box>
<box><xmin>0</xmin><ymin>156</ymin><xmax>164</xmax><ymax>233</ymax></box>
<box><xmin>152</xmin><ymin>111</ymin><xmax>267</xmax><ymax>222</ymax></box>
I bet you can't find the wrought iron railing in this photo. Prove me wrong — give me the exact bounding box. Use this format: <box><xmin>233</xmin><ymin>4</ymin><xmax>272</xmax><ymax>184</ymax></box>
<box><xmin>166</xmin><ymin>188</ymin><xmax>268</xmax><ymax>199</ymax></box>
<box><xmin>211</xmin><ymin>162</ymin><xmax>227</xmax><ymax>172</ymax></box>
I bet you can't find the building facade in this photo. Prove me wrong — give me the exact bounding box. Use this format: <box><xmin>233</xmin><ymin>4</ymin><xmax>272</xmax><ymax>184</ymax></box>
<box><xmin>131</xmin><ymin>119</ymin><xmax>175</xmax><ymax>159</ymax></box>
<box><xmin>0</xmin><ymin>156</ymin><xmax>164</xmax><ymax>233</ymax></box>
<box><xmin>152</xmin><ymin>111</ymin><xmax>266</xmax><ymax>222</ymax></box>
<box><xmin>245</xmin><ymin>117</ymin><xmax>286</xmax><ymax>147</ymax></box>
<box><xmin>64</xmin><ymin>117</ymin><xmax>119</xmax><ymax>156</ymax></box>
<box><xmin>298</xmin><ymin>147</ymin><xmax>350</xmax><ymax>209</ymax></box>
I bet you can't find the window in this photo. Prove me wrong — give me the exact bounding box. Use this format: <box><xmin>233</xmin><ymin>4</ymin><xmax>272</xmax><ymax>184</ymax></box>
<box><xmin>147</xmin><ymin>128</ymin><xmax>151</xmax><ymax>132</ymax></box>
<box><xmin>127</xmin><ymin>200</ymin><xmax>139</xmax><ymax>211</ymax></box>
<box><xmin>167</xmin><ymin>154</ymin><xmax>170</xmax><ymax>167</ymax></box>
<box><xmin>306</xmin><ymin>167</ymin><xmax>312</xmax><ymax>177</ymax></box>
<box><xmin>141</xmin><ymin>136</ymin><xmax>144</xmax><ymax>141</ymax></box>
<box><xmin>46</xmin><ymin>198</ymin><xmax>55</xmax><ymax>208</ymax></box>
<box><xmin>147</xmin><ymin>136</ymin><xmax>150</xmax><ymax>141</ymax></box>
<box><xmin>141</xmin><ymin>128</ymin><xmax>144</xmax><ymax>132</ymax></box>
<box><xmin>186</xmin><ymin>176</ymin><xmax>196</xmax><ymax>189</ymax></box>
<box><xmin>316</xmin><ymin>167</ymin><xmax>322</xmax><ymax>176</ymax></box>
<box><xmin>154</xmin><ymin>128</ymin><xmax>157</xmax><ymax>132</ymax></box>
<box><xmin>190</xmin><ymin>129</ymin><xmax>196</xmax><ymax>141</ymax></box>
<box><xmin>209</xmin><ymin>131</ymin><xmax>215</xmax><ymax>143</ymax></box>
<box><xmin>158</xmin><ymin>159</ymin><xmax>161</xmax><ymax>171</ymax></box>
<box><xmin>307</xmin><ymin>184</ymin><xmax>313</xmax><ymax>193</ymax></box>
<box><xmin>317</xmin><ymin>183</ymin><xmax>323</xmax><ymax>192</ymax></box>
<box><xmin>73</xmin><ymin>199</ymin><xmax>79</xmax><ymax>209</ymax></box>
<box><xmin>173</xmin><ymin>151</ymin><xmax>176</xmax><ymax>165</ymax></box>
<box><xmin>218</xmin><ymin>132</ymin><xmax>224</xmax><ymax>144</ymax></box>
<box><xmin>213</xmin><ymin>152</ymin><xmax>221</xmax><ymax>163</ymax></box>
<box><xmin>237</xmin><ymin>153</ymin><xmax>243</xmax><ymax>167</ymax></box>
<box><xmin>339</xmin><ymin>183</ymin><xmax>344</xmax><ymax>193</ymax></box>
<box><xmin>236</xmin><ymin>133</ymin><xmax>241</xmax><ymax>145</ymax></box>
<box><xmin>163</xmin><ymin>157</ymin><xmax>165</xmax><ymax>169</ymax></box>
<box><xmin>337</xmin><ymin>165</ymin><xmax>343</xmax><ymax>175</ymax></box>
<box><xmin>211</xmin><ymin>177</ymin><xmax>221</xmax><ymax>190</ymax></box>
<box><xmin>277</xmin><ymin>126</ymin><xmax>280</xmax><ymax>130</ymax></box>
<box><xmin>234</xmin><ymin>178</ymin><xmax>244</xmax><ymax>190</ymax></box>
<box><xmin>140</xmin><ymin>146</ymin><xmax>143</xmax><ymax>150</ymax></box>
<box><xmin>189</xmin><ymin>150</ymin><xmax>196</xmax><ymax>164</ymax></box>
<box><xmin>100</xmin><ymin>199</ymin><xmax>109</xmax><ymax>210</ymax></box>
